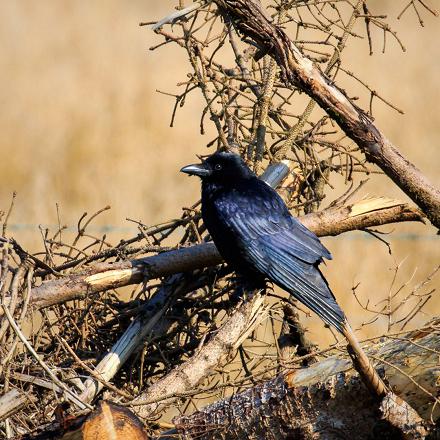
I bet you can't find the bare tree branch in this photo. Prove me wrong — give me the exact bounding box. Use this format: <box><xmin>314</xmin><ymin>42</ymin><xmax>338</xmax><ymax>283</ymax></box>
<box><xmin>28</xmin><ymin>198</ymin><xmax>422</xmax><ymax>310</ymax></box>
<box><xmin>213</xmin><ymin>0</ymin><xmax>440</xmax><ymax>228</ymax></box>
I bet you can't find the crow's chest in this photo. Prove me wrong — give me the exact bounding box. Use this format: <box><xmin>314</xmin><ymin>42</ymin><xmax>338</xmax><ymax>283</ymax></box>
<box><xmin>201</xmin><ymin>188</ymin><xmax>252</xmax><ymax>267</ymax></box>
<box><xmin>202</xmin><ymin>191</ymin><xmax>241</xmax><ymax>246</ymax></box>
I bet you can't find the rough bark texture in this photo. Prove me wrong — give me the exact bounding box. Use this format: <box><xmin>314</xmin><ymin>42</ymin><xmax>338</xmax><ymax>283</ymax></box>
<box><xmin>380</xmin><ymin>393</ymin><xmax>427</xmax><ymax>439</ymax></box>
<box><xmin>213</xmin><ymin>0</ymin><xmax>440</xmax><ymax>228</ymax></box>
<box><xmin>174</xmin><ymin>325</ymin><xmax>439</xmax><ymax>439</ymax></box>
<box><xmin>28</xmin><ymin>198</ymin><xmax>422</xmax><ymax>310</ymax></box>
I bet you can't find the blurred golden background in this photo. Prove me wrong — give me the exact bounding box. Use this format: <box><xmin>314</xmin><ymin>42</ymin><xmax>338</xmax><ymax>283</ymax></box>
<box><xmin>0</xmin><ymin>1</ymin><xmax>438</xmax><ymax>343</ymax></box>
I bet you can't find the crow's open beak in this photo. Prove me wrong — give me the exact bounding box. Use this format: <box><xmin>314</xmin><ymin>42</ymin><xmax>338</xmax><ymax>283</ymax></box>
<box><xmin>180</xmin><ymin>163</ymin><xmax>212</xmax><ymax>177</ymax></box>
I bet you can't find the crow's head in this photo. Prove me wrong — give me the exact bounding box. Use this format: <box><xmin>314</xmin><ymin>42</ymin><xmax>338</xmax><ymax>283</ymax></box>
<box><xmin>181</xmin><ymin>151</ymin><xmax>254</xmax><ymax>184</ymax></box>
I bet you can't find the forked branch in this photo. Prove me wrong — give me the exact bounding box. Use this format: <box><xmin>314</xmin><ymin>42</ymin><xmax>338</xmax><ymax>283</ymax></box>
<box><xmin>213</xmin><ymin>0</ymin><xmax>440</xmax><ymax>228</ymax></box>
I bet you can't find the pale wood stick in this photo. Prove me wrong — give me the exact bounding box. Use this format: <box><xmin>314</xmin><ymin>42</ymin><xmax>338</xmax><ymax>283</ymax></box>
<box><xmin>0</xmin><ymin>389</ymin><xmax>35</xmax><ymax>422</ymax></box>
<box><xmin>342</xmin><ymin>320</ymin><xmax>387</xmax><ymax>398</ymax></box>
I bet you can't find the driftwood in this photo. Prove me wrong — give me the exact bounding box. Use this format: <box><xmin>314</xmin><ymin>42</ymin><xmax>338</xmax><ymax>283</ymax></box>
<box><xmin>29</xmin><ymin>198</ymin><xmax>422</xmax><ymax>310</ymax></box>
<box><xmin>173</xmin><ymin>323</ymin><xmax>439</xmax><ymax>439</ymax></box>
<box><xmin>213</xmin><ymin>0</ymin><xmax>440</xmax><ymax>229</ymax></box>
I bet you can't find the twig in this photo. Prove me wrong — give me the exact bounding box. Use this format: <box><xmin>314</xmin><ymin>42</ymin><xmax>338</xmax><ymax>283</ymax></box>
<box><xmin>1</xmin><ymin>304</ymin><xmax>92</xmax><ymax>410</ymax></box>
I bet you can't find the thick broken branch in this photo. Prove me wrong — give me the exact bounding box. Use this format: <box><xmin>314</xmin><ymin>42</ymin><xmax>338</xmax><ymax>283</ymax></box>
<box><xmin>214</xmin><ymin>0</ymin><xmax>440</xmax><ymax>228</ymax></box>
<box><xmin>78</xmin><ymin>272</ymin><xmax>199</xmax><ymax>403</ymax></box>
<box><xmin>173</xmin><ymin>323</ymin><xmax>439</xmax><ymax>439</ymax></box>
<box><xmin>131</xmin><ymin>293</ymin><xmax>268</xmax><ymax>419</ymax></box>
<box><xmin>30</xmin><ymin>243</ymin><xmax>220</xmax><ymax>309</ymax></box>
<box><xmin>29</xmin><ymin>198</ymin><xmax>422</xmax><ymax>310</ymax></box>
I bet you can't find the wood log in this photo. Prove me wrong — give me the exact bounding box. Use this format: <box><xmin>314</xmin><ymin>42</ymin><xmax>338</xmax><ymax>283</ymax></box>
<box><xmin>28</xmin><ymin>198</ymin><xmax>422</xmax><ymax>310</ymax></box>
<box><xmin>173</xmin><ymin>323</ymin><xmax>440</xmax><ymax>439</ymax></box>
<box><xmin>83</xmin><ymin>401</ymin><xmax>148</xmax><ymax>440</ymax></box>
<box><xmin>18</xmin><ymin>401</ymin><xmax>148</xmax><ymax>440</ymax></box>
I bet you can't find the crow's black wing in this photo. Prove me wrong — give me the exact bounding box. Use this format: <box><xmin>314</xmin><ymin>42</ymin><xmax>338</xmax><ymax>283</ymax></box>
<box><xmin>214</xmin><ymin>180</ymin><xmax>345</xmax><ymax>332</ymax></box>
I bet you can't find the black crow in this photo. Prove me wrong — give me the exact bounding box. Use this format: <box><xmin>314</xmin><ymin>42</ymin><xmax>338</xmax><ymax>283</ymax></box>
<box><xmin>181</xmin><ymin>151</ymin><xmax>386</xmax><ymax>396</ymax></box>
<box><xmin>181</xmin><ymin>151</ymin><xmax>344</xmax><ymax>331</ymax></box>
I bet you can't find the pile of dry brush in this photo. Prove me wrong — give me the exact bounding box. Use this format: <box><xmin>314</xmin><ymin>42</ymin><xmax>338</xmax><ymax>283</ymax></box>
<box><xmin>0</xmin><ymin>1</ymin><xmax>439</xmax><ymax>438</ymax></box>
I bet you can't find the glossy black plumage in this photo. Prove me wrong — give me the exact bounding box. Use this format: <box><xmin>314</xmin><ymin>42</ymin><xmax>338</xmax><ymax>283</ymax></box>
<box><xmin>181</xmin><ymin>152</ymin><xmax>345</xmax><ymax>332</ymax></box>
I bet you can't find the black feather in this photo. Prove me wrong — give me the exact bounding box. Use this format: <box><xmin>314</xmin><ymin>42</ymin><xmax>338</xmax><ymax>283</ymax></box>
<box><xmin>183</xmin><ymin>152</ymin><xmax>345</xmax><ymax>333</ymax></box>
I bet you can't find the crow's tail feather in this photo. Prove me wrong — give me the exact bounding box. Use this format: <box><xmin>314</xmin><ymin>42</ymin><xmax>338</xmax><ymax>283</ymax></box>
<box><xmin>289</xmin><ymin>286</ymin><xmax>346</xmax><ymax>333</ymax></box>
<box><xmin>269</xmin><ymin>258</ymin><xmax>346</xmax><ymax>333</ymax></box>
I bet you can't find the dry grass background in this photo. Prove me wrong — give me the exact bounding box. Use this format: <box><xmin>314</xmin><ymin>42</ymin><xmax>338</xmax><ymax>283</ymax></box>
<box><xmin>0</xmin><ymin>0</ymin><xmax>439</xmax><ymax>345</ymax></box>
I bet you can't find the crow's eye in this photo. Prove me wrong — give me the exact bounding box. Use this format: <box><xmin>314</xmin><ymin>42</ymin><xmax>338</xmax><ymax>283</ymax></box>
<box><xmin>214</xmin><ymin>164</ymin><xmax>222</xmax><ymax>171</ymax></box>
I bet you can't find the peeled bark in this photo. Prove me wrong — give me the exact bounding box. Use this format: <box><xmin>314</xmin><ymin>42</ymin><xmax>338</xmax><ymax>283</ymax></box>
<box><xmin>30</xmin><ymin>243</ymin><xmax>220</xmax><ymax>309</ymax></box>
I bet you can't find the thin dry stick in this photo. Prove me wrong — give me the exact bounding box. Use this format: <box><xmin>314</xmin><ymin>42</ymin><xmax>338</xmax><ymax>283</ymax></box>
<box><xmin>1</xmin><ymin>265</ymin><xmax>34</xmax><ymax>367</ymax></box>
<box><xmin>274</xmin><ymin>0</ymin><xmax>364</xmax><ymax>160</ymax></box>
<box><xmin>1</xmin><ymin>304</ymin><xmax>92</xmax><ymax>410</ymax></box>
<box><xmin>213</xmin><ymin>0</ymin><xmax>440</xmax><ymax>227</ymax></box>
